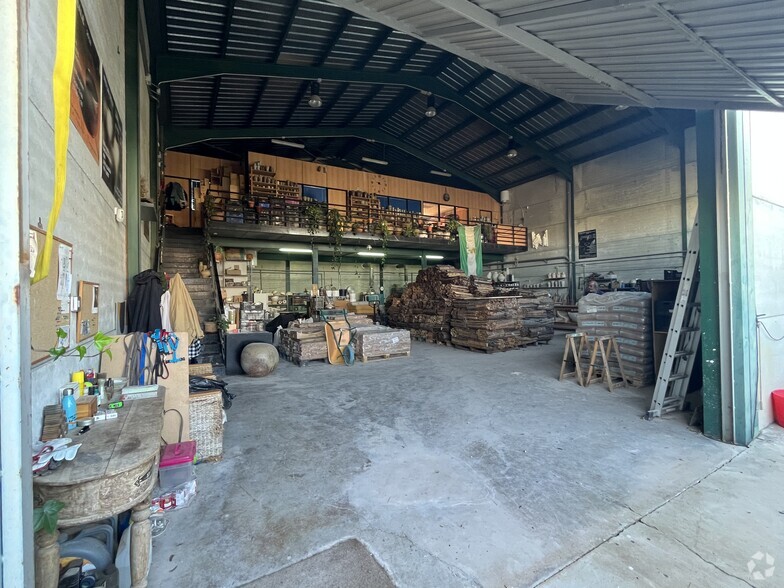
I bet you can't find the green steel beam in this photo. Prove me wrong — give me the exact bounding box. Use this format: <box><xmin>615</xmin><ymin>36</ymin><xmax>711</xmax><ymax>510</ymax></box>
<box><xmin>725</xmin><ymin>110</ymin><xmax>757</xmax><ymax>445</ymax></box>
<box><xmin>155</xmin><ymin>55</ymin><xmax>573</xmax><ymax>177</ymax></box>
<box><xmin>126</xmin><ymin>0</ymin><xmax>140</xmax><ymax>284</ymax></box>
<box><xmin>696</xmin><ymin>110</ymin><xmax>722</xmax><ymax>440</ymax></box>
<box><xmin>165</xmin><ymin>126</ymin><xmax>500</xmax><ymax>198</ymax></box>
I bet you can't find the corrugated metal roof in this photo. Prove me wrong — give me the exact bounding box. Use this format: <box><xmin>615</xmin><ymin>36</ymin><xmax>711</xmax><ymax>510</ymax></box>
<box><xmin>330</xmin><ymin>0</ymin><xmax>784</xmax><ymax>111</ymax></box>
<box><xmin>151</xmin><ymin>0</ymin><xmax>701</xmax><ymax>194</ymax></box>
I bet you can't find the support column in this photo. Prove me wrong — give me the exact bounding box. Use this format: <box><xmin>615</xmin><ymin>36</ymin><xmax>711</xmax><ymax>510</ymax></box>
<box><xmin>724</xmin><ymin>110</ymin><xmax>757</xmax><ymax>445</ymax></box>
<box><xmin>421</xmin><ymin>252</ymin><xmax>427</xmax><ymax>269</ymax></box>
<box><xmin>696</xmin><ymin>110</ymin><xmax>723</xmax><ymax>441</ymax></box>
<box><xmin>311</xmin><ymin>249</ymin><xmax>319</xmax><ymax>286</ymax></box>
<box><xmin>125</xmin><ymin>0</ymin><xmax>141</xmax><ymax>286</ymax></box>
<box><xmin>1</xmin><ymin>0</ymin><xmax>34</xmax><ymax>584</ymax></box>
<box><xmin>678</xmin><ymin>130</ymin><xmax>688</xmax><ymax>258</ymax></box>
<box><xmin>284</xmin><ymin>259</ymin><xmax>291</xmax><ymax>292</ymax></box>
<box><xmin>567</xmin><ymin>180</ymin><xmax>577</xmax><ymax>303</ymax></box>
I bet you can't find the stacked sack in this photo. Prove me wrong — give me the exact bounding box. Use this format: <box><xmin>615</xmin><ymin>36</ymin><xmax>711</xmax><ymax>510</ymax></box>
<box><xmin>577</xmin><ymin>292</ymin><xmax>654</xmax><ymax>386</ymax></box>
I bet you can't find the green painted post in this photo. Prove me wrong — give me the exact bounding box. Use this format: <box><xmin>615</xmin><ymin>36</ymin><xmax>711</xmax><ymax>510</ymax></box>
<box><xmin>125</xmin><ymin>0</ymin><xmax>140</xmax><ymax>286</ymax></box>
<box><xmin>725</xmin><ymin>111</ymin><xmax>757</xmax><ymax>445</ymax></box>
<box><xmin>696</xmin><ymin>111</ymin><xmax>722</xmax><ymax>440</ymax></box>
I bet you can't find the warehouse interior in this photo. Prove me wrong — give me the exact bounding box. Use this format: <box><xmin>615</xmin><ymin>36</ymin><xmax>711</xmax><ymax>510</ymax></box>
<box><xmin>3</xmin><ymin>0</ymin><xmax>784</xmax><ymax>586</ymax></box>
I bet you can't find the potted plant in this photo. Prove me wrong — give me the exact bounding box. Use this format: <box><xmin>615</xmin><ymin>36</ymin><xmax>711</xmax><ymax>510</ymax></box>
<box><xmin>47</xmin><ymin>330</ymin><xmax>117</xmax><ymax>362</ymax></box>
<box><xmin>403</xmin><ymin>222</ymin><xmax>416</xmax><ymax>238</ymax></box>
<box><xmin>34</xmin><ymin>499</ymin><xmax>65</xmax><ymax>586</ymax></box>
<box><xmin>351</xmin><ymin>221</ymin><xmax>361</xmax><ymax>235</ymax></box>
<box><xmin>445</xmin><ymin>216</ymin><xmax>461</xmax><ymax>239</ymax></box>
<box><xmin>326</xmin><ymin>209</ymin><xmax>346</xmax><ymax>266</ymax></box>
<box><xmin>213</xmin><ymin>245</ymin><xmax>224</xmax><ymax>263</ymax></box>
<box><xmin>304</xmin><ymin>204</ymin><xmax>324</xmax><ymax>236</ymax></box>
<box><xmin>215</xmin><ymin>314</ymin><xmax>230</xmax><ymax>332</ymax></box>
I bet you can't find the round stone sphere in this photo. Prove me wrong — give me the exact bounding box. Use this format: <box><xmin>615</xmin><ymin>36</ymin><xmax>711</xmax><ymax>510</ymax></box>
<box><xmin>240</xmin><ymin>343</ymin><xmax>279</xmax><ymax>377</ymax></box>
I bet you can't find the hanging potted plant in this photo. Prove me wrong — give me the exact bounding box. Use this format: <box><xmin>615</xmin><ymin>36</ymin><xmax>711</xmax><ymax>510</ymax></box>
<box><xmin>304</xmin><ymin>204</ymin><xmax>324</xmax><ymax>236</ymax></box>
<box><xmin>446</xmin><ymin>216</ymin><xmax>461</xmax><ymax>240</ymax></box>
<box><xmin>326</xmin><ymin>209</ymin><xmax>346</xmax><ymax>267</ymax></box>
<box><xmin>213</xmin><ymin>245</ymin><xmax>224</xmax><ymax>263</ymax></box>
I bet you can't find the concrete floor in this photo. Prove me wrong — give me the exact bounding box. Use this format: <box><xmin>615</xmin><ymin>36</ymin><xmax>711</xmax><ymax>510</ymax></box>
<box><xmin>149</xmin><ymin>337</ymin><xmax>783</xmax><ymax>587</ymax></box>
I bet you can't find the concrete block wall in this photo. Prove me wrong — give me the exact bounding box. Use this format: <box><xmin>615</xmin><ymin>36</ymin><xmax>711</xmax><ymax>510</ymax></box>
<box><xmin>749</xmin><ymin>111</ymin><xmax>784</xmax><ymax>430</ymax></box>
<box><xmin>503</xmin><ymin>131</ymin><xmax>697</xmax><ymax>299</ymax></box>
<box><xmin>28</xmin><ymin>0</ymin><xmax>128</xmax><ymax>439</ymax></box>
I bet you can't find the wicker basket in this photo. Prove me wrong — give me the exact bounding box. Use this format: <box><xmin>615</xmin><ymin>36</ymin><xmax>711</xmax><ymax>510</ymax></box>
<box><xmin>189</xmin><ymin>363</ymin><xmax>214</xmax><ymax>376</ymax></box>
<box><xmin>189</xmin><ymin>390</ymin><xmax>223</xmax><ymax>462</ymax></box>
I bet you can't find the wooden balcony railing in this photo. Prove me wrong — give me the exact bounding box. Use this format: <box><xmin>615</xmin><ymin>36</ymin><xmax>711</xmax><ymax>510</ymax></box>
<box><xmin>204</xmin><ymin>190</ymin><xmax>528</xmax><ymax>248</ymax></box>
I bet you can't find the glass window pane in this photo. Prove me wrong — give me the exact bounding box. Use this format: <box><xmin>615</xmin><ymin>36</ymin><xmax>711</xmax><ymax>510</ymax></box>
<box><xmin>422</xmin><ymin>202</ymin><xmax>439</xmax><ymax>219</ymax></box>
<box><xmin>377</xmin><ymin>196</ymin><xmax>389</xmax><ymax>208</ymax></box>
<box><xmin>439</xmin><ymin>205</ymin><xmax>456</xmax><ymax>219</ymax></box>
<box><xmin>388</xmin><ymin>197</ymin><xmax>406</xmax><ymax>211</ymax></box>
<box><xmin>302</xmin><ymin>185</ymin><xmax>327</xmax><ymax>203</ymax></box>
<box><xmin>407</xmin><ymin>200</ymin><xmax>422</xmax><ymax>213</ymax></box>
<box><xmin>455</xmin><ymin>207</ymin><xmax>468</xmax><ymax>222</ymax></box>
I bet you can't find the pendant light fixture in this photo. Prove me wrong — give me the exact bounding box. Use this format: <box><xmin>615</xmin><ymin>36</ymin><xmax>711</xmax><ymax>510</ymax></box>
<box><xmin>424</xmin><ymin>94</ymin><xmax>437</xmax><ymax>118</ymax></box>
<box><xmin>308</xmin><ymin>79</ymin><xmax>322</xmax><ymax>108</ymax></box>
<box><xmin>506</xmin><ymin>137</ymin><xmax>518</xmax><ymax>159</ymax></box>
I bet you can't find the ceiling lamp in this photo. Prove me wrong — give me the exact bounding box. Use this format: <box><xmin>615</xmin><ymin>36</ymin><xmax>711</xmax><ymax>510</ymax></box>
<box><xmin>357</xmin><ymin>251</ymin><xmax>385</xmax><ymax>257</ymax></box>
<box><xmin>308</xmin><ymin>79</ymin><xmax>322</xmax><ymax>108</ymax></box>
<box><xmin>279</xmin><ymin>248</ymin><xmax>312</xmax><ymax>253</ymax></box>
<box><xmin>424</xmin><ymin>94</ymin><xmax>437</xmax><ymax>118</ymax></box>
<box><xmin>271</xmin><ymin>138</ymin><xmax>305</xmax><ymax>149</ymax></box>
<box><xmin>506</xmin><ymin>138</ymin><xmax>518</xmax><ymax>159</ymax></box>
<box><xmin>361</xmin><ymin>156</ymin><xmax>388</xmax><ymax>166</ymax></box>
<box><xmin>430</xmin><ymin>169</ymin><xmax>451</xmax><ymax>177</ymax></box>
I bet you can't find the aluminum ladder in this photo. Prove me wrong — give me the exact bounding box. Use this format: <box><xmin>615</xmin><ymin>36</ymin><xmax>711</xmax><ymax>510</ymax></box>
<box><xmin>647</xmin><ymin>220</ymin><xmax>701</xmax><ymax>419</ymax></box>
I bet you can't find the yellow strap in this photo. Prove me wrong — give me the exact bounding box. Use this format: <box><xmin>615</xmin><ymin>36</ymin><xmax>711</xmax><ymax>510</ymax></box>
<box><xmin>32</xmin><ymin>0</ymin><xmax>77</xmax><ymax>284</ymax></box>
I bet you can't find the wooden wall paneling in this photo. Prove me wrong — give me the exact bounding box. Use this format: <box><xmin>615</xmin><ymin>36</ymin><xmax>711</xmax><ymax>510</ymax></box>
<box><xmin>275</xmin><ymin>158</ymin><xmax>302</xmax><ymax>183</ymax></box>
<box><xmin>164</xmin><ymin>151</ymin><xmax>191</xmax><ymax>179</ymax></box>
<box><xmin>328</xmin><ymin>189</ymin><xmax>347</xmax><ymax>210</ymax></box>
<box><xmin>301</xmin><ymin>161</ymin><xmax>326</xmax><ymax>187</ymax></box>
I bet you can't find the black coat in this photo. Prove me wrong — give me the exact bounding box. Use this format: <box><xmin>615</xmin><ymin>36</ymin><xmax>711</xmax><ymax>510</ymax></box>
<box><xmin>127</xmin><ymin>270</ymin><xmax>163</xmax><ymax>333</ymax></box>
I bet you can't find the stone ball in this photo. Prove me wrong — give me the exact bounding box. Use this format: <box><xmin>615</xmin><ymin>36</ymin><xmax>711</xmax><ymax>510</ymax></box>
<box><xmin>240</xmin><ymin>343</ymin><xmax>279</xmax><ymax>377</ymax></box>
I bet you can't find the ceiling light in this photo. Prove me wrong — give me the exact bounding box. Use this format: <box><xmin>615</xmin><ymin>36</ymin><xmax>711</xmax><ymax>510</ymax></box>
<box><xmin>308</xmin><ymin>79</ymin><xmax>322</xmax><ymax>108</ymax></box>
<box><xmin>430</xmin><ymin>170</ymin><xmax>451</xmax><ymax>177</ymax></box>
<box><xmin>424</xmin><ymin>94</ymin><xmax>437</xmax><ymax>118</ymax></box>
<box><xmin>422</xmin><ymin>255</ymin><xmax>444</xmax><ymax>260</ymax></box>
<box><xmin>615</xmin><ymin>104</ymin><xmax>629</xmax><ymax>111</ymax></box>
<box><xmin>271</xmin><ymin>139</ymin><xmax>305</xmax><ymax>149</ymax></box>
<box><xmin>279</xmin><ymin>248</ymin><xmax>312</xmax><ymax>253</ymax></box>
<box><xmin>357</xmin><ymin>251</ymin><xmax>386</xmax><ymax>257</ymax></box>
<box><xmin>506</xmin><ymin>138</ymin><xmax>518</xmax><ymax>158</ymax></box>
<box><xmin>361</xmin><ymin>156</ymin><xmax>388</xmax><ymax>166</ymax></box>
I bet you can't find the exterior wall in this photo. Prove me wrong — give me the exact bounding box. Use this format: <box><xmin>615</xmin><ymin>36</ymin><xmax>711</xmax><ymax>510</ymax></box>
<box><xmin>749</xmin><ymin>111</ymin><xmax>784</xmax><ymax>429</ymax></box>
<box><xmin>138</xmin><ymin>43</ymin><xmax>153</xmax><ymax>268</ymax></box>
<box><xmin>28</xmin><ymin>0</ymin><xmax>127</xmax><ymax>440</ymax></box>
<box><xmin>504</xmin><ymin>132</ymin><xmax>697</xmax><ymax>299</ymax></box>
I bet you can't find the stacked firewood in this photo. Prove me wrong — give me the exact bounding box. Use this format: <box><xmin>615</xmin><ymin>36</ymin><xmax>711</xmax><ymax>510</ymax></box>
<box><xmin>386</xmin><ymin>266</ymin><xmax>472</xmax><ymax>343</ymax></box>
<box><xmin>386</xmin><ymin>266</ymin><xmax>555</xmax><ymax>349</ymax></box>
<box><xmin>280</xmin><ymin>314</ymin><xmax>374</xmax><ymax>365</ymax></box>
<box><xmin>450</xmin><ymin>294</ymin><xmax>555</xmax><ymax>352</ymax></box>
<box><xmin>355</xmin><ymin>328</ymin><xmax>411</xmax><ymax>360</ymax></box>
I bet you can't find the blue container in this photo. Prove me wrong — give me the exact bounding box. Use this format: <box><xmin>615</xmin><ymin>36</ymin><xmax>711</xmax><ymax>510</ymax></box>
<box><xmin>62</xmin><ymin>387</ymin><xmax>77</xmax><ymax>431</ymax></box>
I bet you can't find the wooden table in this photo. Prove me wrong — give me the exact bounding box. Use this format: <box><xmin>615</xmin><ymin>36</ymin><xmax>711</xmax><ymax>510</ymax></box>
<box><xmin>33</xmin><ymin>390</ymin><xmax>165</xmax><ymax>588</ymax></box>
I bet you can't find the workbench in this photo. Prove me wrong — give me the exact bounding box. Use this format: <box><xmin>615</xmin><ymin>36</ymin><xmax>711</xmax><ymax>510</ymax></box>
<box><xmin>33</xmin><ymin>390</ymin><xmax>165</xmax><ymax>588</ymax></box>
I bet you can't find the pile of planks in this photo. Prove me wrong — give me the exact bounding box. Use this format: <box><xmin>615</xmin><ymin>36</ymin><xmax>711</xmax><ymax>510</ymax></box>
<box><xmin>386</xmin><ymin>266</ymin><xmax>470</xmax><ymax>343</ymax></box>
<box><xmin>450</xmin><ymin>294</ymin><xmax>555</xmax><ymax>352</ymax></box>
<box><xmin>355</xmin><ymin>327</ymin><xmax>411</xmax><ymax>362</ymax></box>
<box><xmin>280</xmin><ymin>314</ymin><xmax>374</xmax><ymax>365</ymax></box>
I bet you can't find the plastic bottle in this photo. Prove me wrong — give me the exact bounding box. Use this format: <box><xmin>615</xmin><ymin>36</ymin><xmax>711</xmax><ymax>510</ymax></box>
<box><xmin>62</xmin><ymin>387</ymin><xmax>77</xmax><ymax>431</ymax></box>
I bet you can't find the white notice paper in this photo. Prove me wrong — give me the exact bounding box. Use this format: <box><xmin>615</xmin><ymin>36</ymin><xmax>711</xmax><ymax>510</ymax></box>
<box><xmin>56</xmin><ymin>244</ymin><xmax>71</xmax><ymax>300</ymax></box>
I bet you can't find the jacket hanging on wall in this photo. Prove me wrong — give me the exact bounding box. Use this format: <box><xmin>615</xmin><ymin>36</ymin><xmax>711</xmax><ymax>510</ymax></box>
<box><xmin>165</xmin><ymin>182</ymin><xmax>188</xmax><ymax>211</ymax></box>
<box><xmin>127</xmin><ymin>269</ymin><xmax>163</xmax><ymax>333</ymax></box>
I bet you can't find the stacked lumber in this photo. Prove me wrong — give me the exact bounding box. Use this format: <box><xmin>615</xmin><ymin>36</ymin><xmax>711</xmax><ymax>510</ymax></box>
<box><xmin>280</xmin><ymin>314</ymin><xmax>374</xmax><ymax>365</ymax></box>
<box><xmin>450</xmin><ymin>294</ymin><xmax>555</xmax><ymax>352</ymax></box>
<box><xmin>355</xmin><ymin>327</ymin><xmax>411</xmax><ymax>361</ymax></box>
<box><xmin>386</xmin><ymin>266</ymin><xmax>472</xmax><ymax>343</ymax></box>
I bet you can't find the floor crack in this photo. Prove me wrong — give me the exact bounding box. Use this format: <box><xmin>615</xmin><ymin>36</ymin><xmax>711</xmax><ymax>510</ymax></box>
<box><xmin>531</xmin><ymin>446</ymin><xmax>750</xmax><ymax>587</ymax></box>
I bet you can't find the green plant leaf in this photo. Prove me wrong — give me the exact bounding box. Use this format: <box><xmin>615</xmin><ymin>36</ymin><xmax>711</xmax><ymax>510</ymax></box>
<box><xmin>33</xmin><ymin>500</ymin><xmax>65</xmax><ymax>534</ymax></box>
<box><xmin>104</xmin><ymin>348</ymin><xmax>113</xmax><ymax>360</ymax></box>
<box><xmin>76</xmin><ymin>346</ymin><xmax>87</xmax><ymax>360</ymax></box>
<box><xmin>56</xmin><ymin>327</ymin><xmax>67</xmax><ymax>339</ymax></box>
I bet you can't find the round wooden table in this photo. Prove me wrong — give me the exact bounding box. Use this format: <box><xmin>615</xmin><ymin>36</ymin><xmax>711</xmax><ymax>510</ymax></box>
<box><xmin>33</xmin><ymin>391</ymin><xmax>165</xmax><ymax>588</ymax></box>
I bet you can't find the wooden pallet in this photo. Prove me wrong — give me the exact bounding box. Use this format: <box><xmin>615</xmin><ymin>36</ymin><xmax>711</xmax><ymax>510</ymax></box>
<box><xmin>359</xmin><ymin>351</ymin><xmax>410</xmax><ymax>363</ymax></box>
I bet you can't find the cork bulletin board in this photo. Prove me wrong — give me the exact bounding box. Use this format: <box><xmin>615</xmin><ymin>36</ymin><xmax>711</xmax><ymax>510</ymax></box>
<box><xmin>30</xmin><ymin>228</ymin><xmax>72</xmax><ymax>365</ymax></box>
<box><xmin>76</xmin><ymin>281</ymin><xmax>100</xmax><ymax>342</ymax></box>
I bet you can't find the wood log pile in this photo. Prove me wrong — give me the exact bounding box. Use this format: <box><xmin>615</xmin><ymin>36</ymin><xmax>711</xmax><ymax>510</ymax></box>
<box><xmin>386</xmin><ymin>266</ymin><xmax>555</xmax><ymax>351</ymax></box>
<box><xmin>280</xmin><ymin>314</ymin><xmax>374</xmax><ymax>365</ymax></box>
